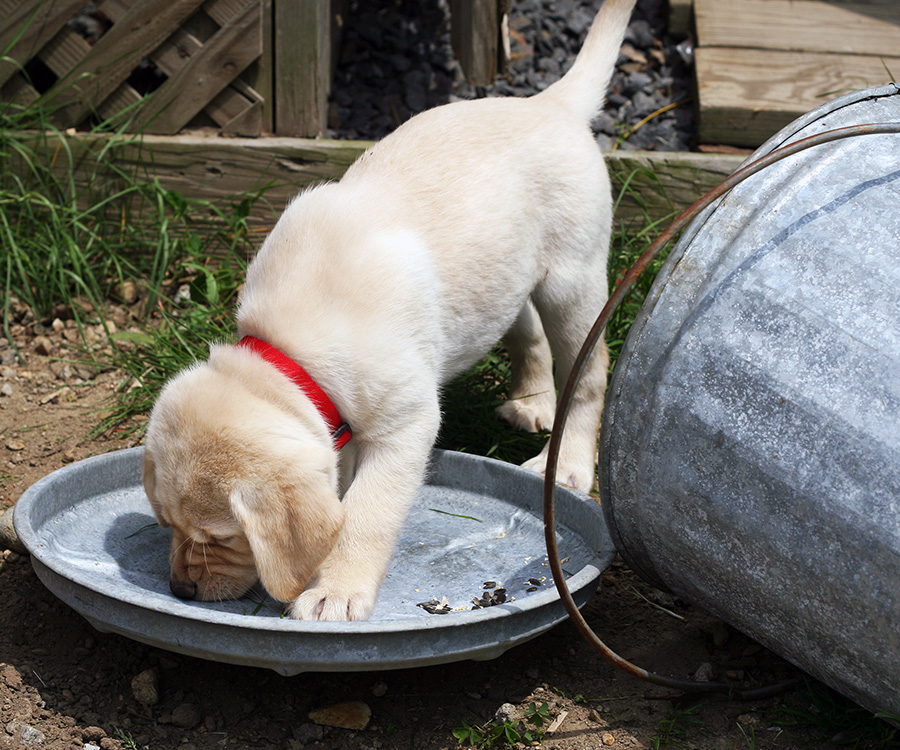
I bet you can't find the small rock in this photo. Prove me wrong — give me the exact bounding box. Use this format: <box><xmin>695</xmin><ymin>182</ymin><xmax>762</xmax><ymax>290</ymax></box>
<box><xmin>737</xmin><ymin>713</ymin><xmax>763</xmax><ymax>728</ymax></box>
<box><xmin>0</xmin><ymin>507</ymin><xmax>25</xmax><ymax>554</ymax></box>
<box><xmin>693</xmin><ymin>662</ymin><xmax>715</xmax><ymax>682</ymax></box>
<box><xmin>40</xmin><ymin>387</ymin><xmax>73</xmax><ymax>405</ymax></box>
<box><xmin>33</xmin><ymin>336</ymin><xmax>53</xmax><ymax>356</ymax></box>
<box><xmin>82</xmin><ymin>726</ymin><xmax>106</xmax><ymax>742</ymax></box>
<box><xmin>6</xmin><ymin>439</ymin><xmax>24</xmax><ymax>451</ymax></box>
<box><xmin>173</xmin><ymin>284</ymin><xmax>192</xmax><ymax>306</ymax></box>
<box><xmin>370</xmin><ymin>681</ymin><xmax>388</xmax><ymax>697</ymax></box>
<box><xmin>0</xmin><ymin>383</ymin><xmax>12</xmax><ymax>397</ymax></box>
<box><xmin>111</xmin><ymin>280</ymin><xmax>138</xmax><ymax>305</ymax></box>
<box><xmin>5</xmin><ymin>719</ymin><xmax>46</xmax><ymax>746</ymax></box>
<box><xmin>495</xmin><ymin>703</ymin><xmax>518</xmax><ymax>723</ymax></box>
<box><xmin>130</xmin><ymin>668</ymin><xmax>159</xmax><ymax>706</ymax></box>
<box><xmin>172</xmin><ymin>702</ymin><xmax>201</xmax><ymax>729</ymax></box>
<box><xmin>308</xmin><ymin>701</ymin><xmax>371</xmax><ymax>730</ymax></box>
<box><xmin>293</xmin><ymin>723</ymin><xmax>324</xmax><ymax>744</ymax></box>
<box><xmin>602</xmin><ymin>732</ymin><xmax>617</xmax><ymax>745</ymax></box>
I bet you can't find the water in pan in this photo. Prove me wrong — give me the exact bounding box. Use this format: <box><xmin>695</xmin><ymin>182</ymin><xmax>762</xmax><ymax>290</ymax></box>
<box><xmin>38</xmin><ymin>482</ymin><xmax>596</xmax><ymax>623</ymax></box>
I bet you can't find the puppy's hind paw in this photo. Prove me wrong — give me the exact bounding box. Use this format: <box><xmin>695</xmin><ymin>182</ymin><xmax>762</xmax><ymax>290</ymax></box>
<box><xmin>521</xmin><ymin>453</ymin><xmax>596</xmax><ymax>494</ymax></box>
<box><xmin>286</xmin><ymin>586</ymin><xmax>376</xmax><ymax>622</ymax></box>
<box><xmin>495</xmin><ymin>394</ymin><xmax>555</xmax><ymax>433</ymax></box>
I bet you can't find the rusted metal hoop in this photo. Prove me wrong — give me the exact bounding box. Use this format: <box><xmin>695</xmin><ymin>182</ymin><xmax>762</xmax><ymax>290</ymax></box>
<box><xmin>543</xmin><ymin>121</ymin><xmax>900</xmax><ymax>698</ymax></box>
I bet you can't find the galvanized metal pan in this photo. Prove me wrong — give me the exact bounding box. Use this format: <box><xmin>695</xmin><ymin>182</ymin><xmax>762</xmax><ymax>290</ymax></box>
<box><xmin>14</xmin><ymin>447</ymin><xmax>613</xmax><ymax>675</ymax></box>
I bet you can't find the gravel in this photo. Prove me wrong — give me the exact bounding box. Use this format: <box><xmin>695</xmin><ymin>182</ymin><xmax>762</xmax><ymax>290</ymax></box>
<box><xmin>328</xmin><ymin>0</ymin><xmax>695</xmax><ymax>151</ymax></box>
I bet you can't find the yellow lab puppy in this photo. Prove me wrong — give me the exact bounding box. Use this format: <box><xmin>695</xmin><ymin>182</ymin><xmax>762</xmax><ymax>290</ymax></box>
<box><xmin>143</xmin><ymin>0</ymin><xmax>637</xmax><ymax>621</ymax></box>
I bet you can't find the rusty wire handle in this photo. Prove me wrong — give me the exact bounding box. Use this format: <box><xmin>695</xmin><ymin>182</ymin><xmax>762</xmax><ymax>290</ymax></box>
<box><xmin>543</xmin><ymin>121</ymin><xmax>900</xmax><ymax>698</ymax></box>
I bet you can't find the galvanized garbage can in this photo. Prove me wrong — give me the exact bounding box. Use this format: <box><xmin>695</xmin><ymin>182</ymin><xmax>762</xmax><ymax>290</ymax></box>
<box><xmin>599</xmin><ymin>83</ymin><xmax>900</xmax><ymax>717</ymax></box>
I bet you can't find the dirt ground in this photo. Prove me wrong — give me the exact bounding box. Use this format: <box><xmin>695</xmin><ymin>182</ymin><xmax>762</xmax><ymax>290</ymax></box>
<box><xmin>0</xmin><ymin>299</ymin><xmax>888</xmax><ymax>750</ymax></box>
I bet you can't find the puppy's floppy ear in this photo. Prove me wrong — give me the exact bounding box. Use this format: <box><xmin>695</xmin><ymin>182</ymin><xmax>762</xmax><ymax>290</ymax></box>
<box><xmin>142</xmin><ymin>451</ymin><xmax>169</xmax><ymax>528</ymax></box>
<box><xmin>230</xmin><ymin>476</ymin><xmax>344</xmax><ymax>602</ymax></box>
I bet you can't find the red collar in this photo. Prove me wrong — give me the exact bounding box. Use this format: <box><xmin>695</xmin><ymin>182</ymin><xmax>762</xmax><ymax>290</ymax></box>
<box><xmin>237</xmin><ymin>335</ymin><xmax>352</xmax><ymax>450</ymax></box>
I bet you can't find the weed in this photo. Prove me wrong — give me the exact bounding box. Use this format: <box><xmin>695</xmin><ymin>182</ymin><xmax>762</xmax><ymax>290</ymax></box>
<box><xmin>452</xmin><ymin>702</ymin><xmax>550</xmax><ymax>749</ymax></box>
<box><xmin>113</xmin><ymin>727</ymin><xmax>139</xmax><ymax>750</ymax></box>
<box><xmin>650</xmin><ymin>702</ymin><xmax>705</xmax><ymax>749</ymax></box>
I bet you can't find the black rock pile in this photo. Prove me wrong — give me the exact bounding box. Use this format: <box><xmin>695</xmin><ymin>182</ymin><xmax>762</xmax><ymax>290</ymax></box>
<box><xmin>328</xmin><ymin>0</ymin><xmax>695</xmax><ymax>151</ymax></box>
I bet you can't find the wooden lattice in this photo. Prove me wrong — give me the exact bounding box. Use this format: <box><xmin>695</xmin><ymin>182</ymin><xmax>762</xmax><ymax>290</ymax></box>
<box><xmin>1</xmin><ymin>0</ymin><xmax>510</xmax><ymax>138</ymax></box>
<box><xmin>0</xmin><ymin>0</ymin><xmax>268</xmax><ymax>135</ymax></box>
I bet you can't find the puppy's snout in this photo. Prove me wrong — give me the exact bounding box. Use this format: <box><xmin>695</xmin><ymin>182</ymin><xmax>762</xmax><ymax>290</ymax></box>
<box><xmin>170</xmin><ymin>579</ymin><xmax>198</xmax><ymax>600</ymax></box>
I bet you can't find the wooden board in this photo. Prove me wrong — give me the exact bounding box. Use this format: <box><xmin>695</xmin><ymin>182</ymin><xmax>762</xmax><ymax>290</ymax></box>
<box><xmin>450</xmin><ymin>0</ymin><xmax>509</xmax><ymax>86</ymax></box>
<box><xmin>695</xmin><ymin>0</ymin><xmax>900</xmax><ymax>57</ymax></box>
<box><xmin>274</xmin><ymin>0</ymin><xmax>331</xmax><ymax>137</ymax></box>
<box><xmin>8</xmin><ymin>131</ymin><xmax>744</xmax><ymax>233</ymax></box>
<box><xmin>693</xmin><ymin>0</ymin><xmax>900</xmax><ymax>147</ymax></box>
<box><xmin>695</xmin><ymin>46</ymin><xmax>900</xmax><ymax>146</ymax></box>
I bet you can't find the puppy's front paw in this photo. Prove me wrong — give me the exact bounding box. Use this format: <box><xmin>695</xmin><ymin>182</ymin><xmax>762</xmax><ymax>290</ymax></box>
<box><xmin>286</xmin><ymin>584</ymin><xmax>377</xmax><ymax>621</ymax></box>
<box><xmin>496</xmin><ymin>393</ymin><xmax>555</xmax><ymax>433</ymax></box>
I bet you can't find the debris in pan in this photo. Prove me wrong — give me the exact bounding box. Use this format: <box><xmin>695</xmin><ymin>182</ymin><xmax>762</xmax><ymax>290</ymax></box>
<box><xmin>472</xmin><ymin>583</ymin><xmax>508</xmax><ymax>609</ymax></box>
<box><xmin>416</xmin><ymin>596</ymin><xmax>453</xmax><ymax>615</ymax></box>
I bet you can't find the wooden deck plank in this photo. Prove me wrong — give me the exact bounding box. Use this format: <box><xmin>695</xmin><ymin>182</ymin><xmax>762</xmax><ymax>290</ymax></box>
<box><xmin>695</xmin><ymin>0</ymin><xmax>900</xmax><ymax>57</ymax></box>
<box><xmin>694</xmin><ymin>0</ymin><xmax>900</xmax><ymax>57</ymax></box>
<box><xmin>695</xmin><ymin>46</ymin><xmax>899</xmax><ymax>146</ymax></box>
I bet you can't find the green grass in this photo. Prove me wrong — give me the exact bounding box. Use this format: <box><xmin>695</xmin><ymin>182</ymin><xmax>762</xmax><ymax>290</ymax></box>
<box><xmin>1</xmin><ymin>94</ymin><xmax>261</xmax><ymax>435</ymax></box>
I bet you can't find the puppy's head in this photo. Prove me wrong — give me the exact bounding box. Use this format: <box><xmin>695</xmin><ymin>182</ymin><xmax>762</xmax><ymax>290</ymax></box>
<box><xmin>143</xmin><ymin>359</ymin><xmax>344</xmax><ymax>603</ymax></box>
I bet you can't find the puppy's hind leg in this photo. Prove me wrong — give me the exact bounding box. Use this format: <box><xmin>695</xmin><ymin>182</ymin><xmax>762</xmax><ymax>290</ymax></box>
<box><xmin>523</xmin><ymin>279</ymin><xmax>610</xmax><ymax>493</ymax></box>
<box><xmin>495</xmin><ymin>299</ymin><xmax>557</xmax><ymax>433</ymax></box>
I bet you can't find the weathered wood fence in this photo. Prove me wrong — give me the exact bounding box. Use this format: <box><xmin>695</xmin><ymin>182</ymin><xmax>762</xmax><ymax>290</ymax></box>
<box><xmin>0</xmin><ymin>0</ymin><xmax>343</xmax><ymax>137</ymax></box>
<box><xmin>0</xmin><ymin>0</ymin><xmax>511</xmax><ymax>138</ymax></box>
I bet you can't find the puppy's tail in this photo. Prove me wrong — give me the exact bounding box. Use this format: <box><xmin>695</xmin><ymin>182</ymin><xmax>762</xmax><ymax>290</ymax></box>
<box><xmin>536</xmin><ymin>0</ymin><xmax>637</xmax><ymax>123</ymax></box>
